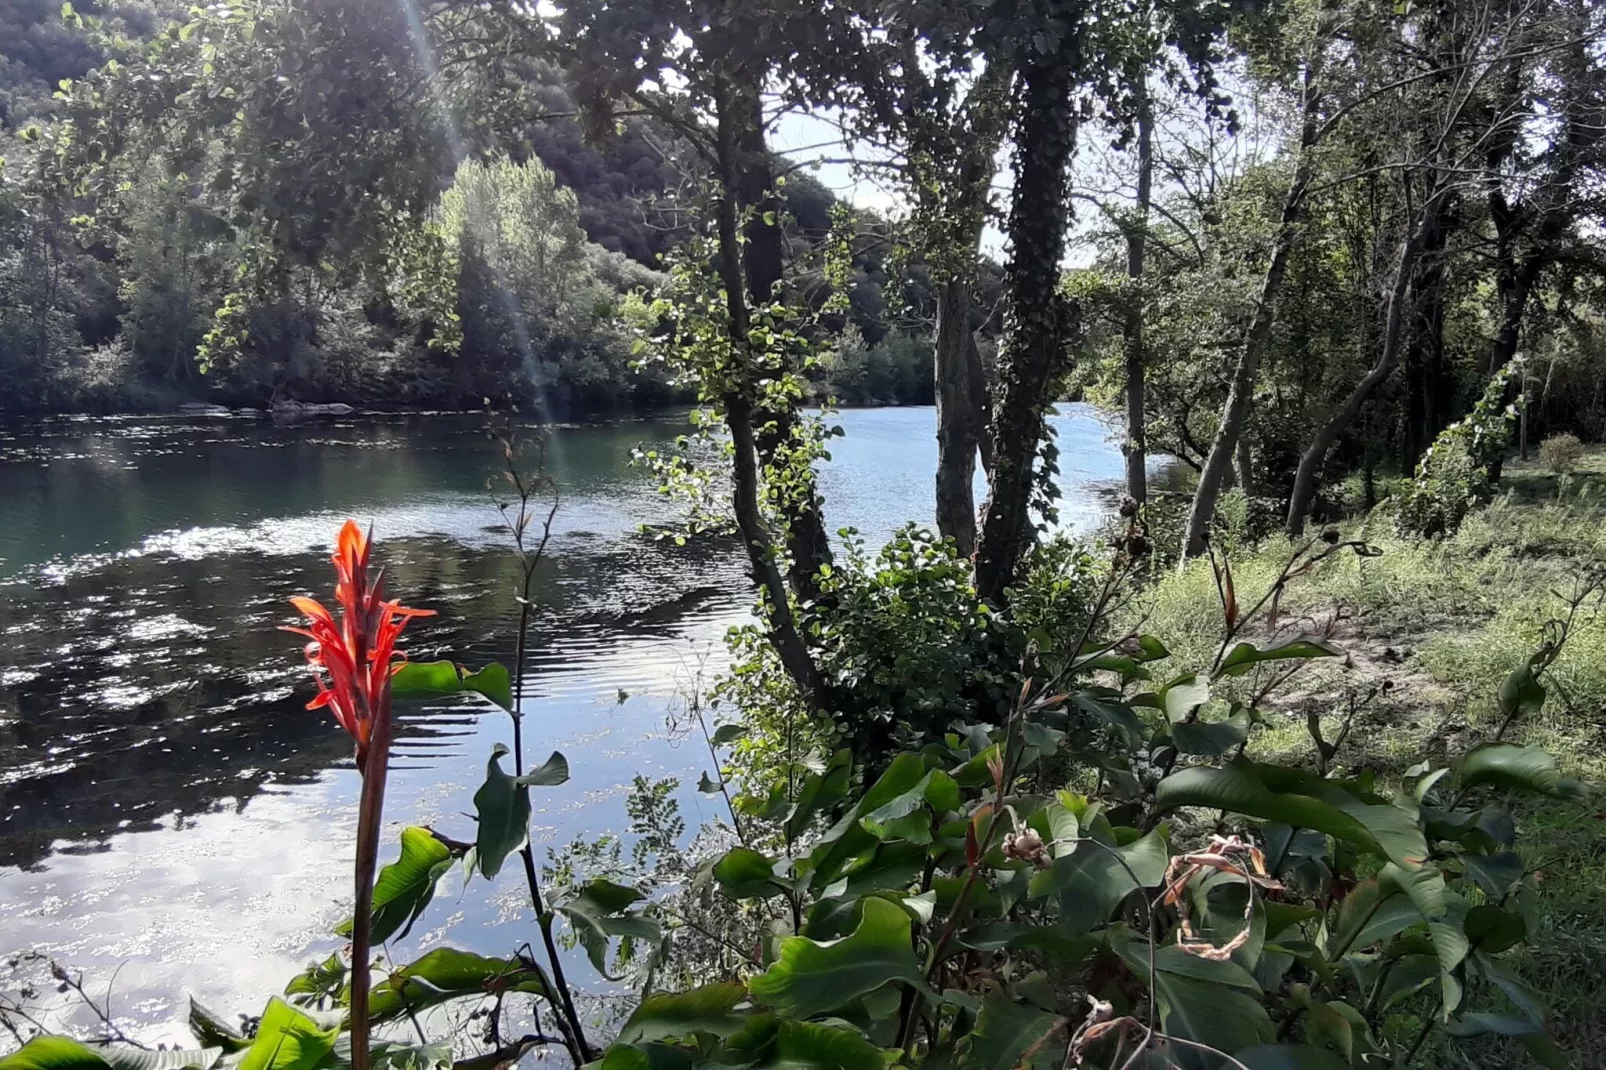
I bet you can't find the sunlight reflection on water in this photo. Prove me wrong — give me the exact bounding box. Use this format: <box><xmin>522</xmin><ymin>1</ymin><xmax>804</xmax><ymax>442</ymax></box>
<box><xmin>0</xmin><ymin>405</ymin><xmax>1143</xmax><ymax>1043</ymax></box>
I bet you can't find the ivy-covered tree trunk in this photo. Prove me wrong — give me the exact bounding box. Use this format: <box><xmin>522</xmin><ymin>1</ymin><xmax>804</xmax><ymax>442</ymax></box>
<box><xmin>729</xmin><ymin>80</ymin><xmax>834</xmax><ymax>604</ymax></box>
<box><xmin>1182</xmin><ymin>65</ymin><xmax>1319</xmax><ymax>560</ymax></box>
<box><xmin>1287</xmin><ymin>197</ymin><xmax>1442</xmax><ymax>536</ymax></box>
<box><xmin>712</xmin><ymin>78</ymin><xmax>820</xmax><ymax>698</ymax></box>
<box><xmin>974</xmin><ymin>48</ymin><xmax>1081</xmax><ymax>603</ymax></box>
<box><xmin>1404</xmin><ymin>212</ymin><xmax>1452</xmax><ymax>467</ymax></box>
<box><xmin>934</xmin><ymin>275</ymin><xmax>985</xmax><ymax>555</ymax></box>
<box><xmin>1489</xmin><ymin>246</ymin><xmax>1543</xmax><ymax>374</ymax></box>
<box><xmin>1122</xmin><ymin>84</ymin><xmax>1154</xmax><ymax>503</ymax></box>
<box><xmin>928</xmin><ymin>63</ymin><xmax>1008</xmax><ymax>556</ymax></box>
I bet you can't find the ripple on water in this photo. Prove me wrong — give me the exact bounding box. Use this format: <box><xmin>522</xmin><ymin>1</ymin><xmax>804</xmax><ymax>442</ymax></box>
<box><xmin>0</xmin><ymin>407</ymin><xmax>1142</xmax><ymax>1039</ymax></box>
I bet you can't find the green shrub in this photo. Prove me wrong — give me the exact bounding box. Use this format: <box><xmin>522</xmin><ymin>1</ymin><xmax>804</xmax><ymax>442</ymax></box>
<box><xmin>1398</xmin><ymin>361</ymin><xmax>1522</xmax><ymax>538</ymax></box>
<box><xmin>1538</xmin><ymin>432</ymin><xmax>1583</xmax><ymax>475</ymax></box>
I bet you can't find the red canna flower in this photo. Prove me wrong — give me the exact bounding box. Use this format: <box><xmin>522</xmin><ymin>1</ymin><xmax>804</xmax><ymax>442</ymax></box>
<box><xmin>284</xmin><ymin>519</ymin><xmax>434</xmax><ymax>767</ymax></box>
<box><xmin>285</xmin><ymin>520</ymin><xmax>435</xmax><ymax>1070</ymax></box>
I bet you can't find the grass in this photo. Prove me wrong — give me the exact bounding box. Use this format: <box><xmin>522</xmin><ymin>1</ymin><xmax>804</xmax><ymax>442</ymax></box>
<box><xmin>1129</xmin><ymin>449</ymin><xmax>1606</xmax><ymax>1068</ymax></box>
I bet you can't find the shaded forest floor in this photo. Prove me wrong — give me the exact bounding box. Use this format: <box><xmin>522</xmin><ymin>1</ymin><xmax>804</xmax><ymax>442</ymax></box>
<box><xmin>1135</xmin><ymin>449</ymin><xmax>1606</xmax><ymax>1068</ymax></box>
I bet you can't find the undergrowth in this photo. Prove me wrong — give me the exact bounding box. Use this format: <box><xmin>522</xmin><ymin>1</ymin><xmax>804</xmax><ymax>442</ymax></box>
<box><xmin>1129</xmin><ymin>450</ymin><xmax>1606</xmax><ymax>1067</ymax></box>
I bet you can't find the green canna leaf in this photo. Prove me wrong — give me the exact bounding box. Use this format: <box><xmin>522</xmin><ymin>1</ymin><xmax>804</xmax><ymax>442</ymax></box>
<box><xmin>749</xmin><ymin>897</ymin><xmax>922</xmax><ymax>1019</ymax></box>
<box><xmin>337</xmin><ymin>826</ymin><xmax>453</xmax><ymax>944</ymax></box>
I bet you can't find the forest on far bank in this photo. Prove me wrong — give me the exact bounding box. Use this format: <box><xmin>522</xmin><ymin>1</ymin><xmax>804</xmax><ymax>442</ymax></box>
<box><xmin>0</xmin><ymin>0</ymin><xmax>977</xmax><ymax>416</ymax></box>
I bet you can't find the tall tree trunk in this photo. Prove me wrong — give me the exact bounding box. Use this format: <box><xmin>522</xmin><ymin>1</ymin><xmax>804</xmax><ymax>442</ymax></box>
<box><xmin>1181</xmin><ymin>68</ymin><xmax>1319</xmax><ymax>559</ymax></box>
<box><xmin>932</xmin><ymin>63</ymin><xmax>1009</xmax><ymax>554</ymax></box>
<box><xmin>1286</xmin><ymin>199</ymin><xmax>1440</xmax><ymax>535</ymax></box>
<box><xmin>1122</xmin><ymin>79</ymin><xmax>1154</xmax><ymax>503</ymax></box>
<box><xmin>935</xmin><ymin>276</ymin><xmax>984</xmax><ymax>554</ymax></box>
<box><xmin>1489</xmin><ymin>249</ymin><xmax>1542</xmax><ymax>374</ymax></box>
<box><xmin>1236</xmin><ymin>432</ymin><xmax>1254</xmax><ymax>496</ymax></box>
<box><xmin>974</xmin><ymin>45</ymin><xmax>1082</xmax><ymax>604</ymax></box>
<box><xmin>711</xmin><ymin>80</ymin><xmax>819</xmax><ymax>697</ymax></box>
<box><xmin>1403</xmin><ymin>211</ymin><xmax>1451</xmax><ymax>467</ymax></box>
<box><xmin>968</xmin><ymin>331</ymin><xmax>994</xmax><ymax>474</ymax></box>
<box><xmin>728</xmin><ymin>81</ymin><xmax>834</xmax><ymax>602</ymax></box>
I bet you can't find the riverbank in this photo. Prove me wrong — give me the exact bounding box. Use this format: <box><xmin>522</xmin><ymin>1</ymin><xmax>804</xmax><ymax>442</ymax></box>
<box><xmin>1132</xmin><ymin>449</ymin><xmax>1606</xmax><ymax>1068</ymax></box>
<box><xmin>0</xmin><ymin>405</ymin><xmax>1135</xmax><ymax>1042</ymax></box>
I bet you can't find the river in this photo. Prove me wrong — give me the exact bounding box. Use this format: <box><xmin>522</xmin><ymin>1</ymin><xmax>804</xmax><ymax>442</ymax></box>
<box><xmin>0</xmin><ymin>404</ymin><xmax>1144</xmax><ymax>1045</ymax></box>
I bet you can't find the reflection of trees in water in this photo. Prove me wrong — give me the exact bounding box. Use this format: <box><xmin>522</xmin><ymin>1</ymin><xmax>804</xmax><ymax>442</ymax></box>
<box><xmin>0</xmin><ymin>532</ymin><xmax>745</xmax><ymax>869</ymax></box>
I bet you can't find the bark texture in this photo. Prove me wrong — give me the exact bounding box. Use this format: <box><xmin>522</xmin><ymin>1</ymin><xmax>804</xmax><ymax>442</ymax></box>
<box><xmin>729</xmin><ymin>81</ymin><xmax>834</xmax><ymax>604</ymax></box>
<box><xmin>934</xmin><ymin>276</ymin><xmax>986</xmax><ymax>554</ymax></box>
<box><xmin>1286</xmin><ymin>198</ymin><xmax>1442</xmax><ymax>535</ymax></box>
<box><xmin>1181</xmin><ymin>65</ymin><xmax>1320</xmax><ymax>559</ymax></box>
<box><xmin>974</xmin><ymin>47</ymin><xmax>1083</xmax><ymax>604</ymax></box>
<box><xmin>1122</xmin><ymin>83</ymin><xmax>1154</xmax><ymax>503</ymax></box>
<box><xmin>711</xmin><ymin>80</ymin><xmax>819</xmax><ymax>696</ymax></box>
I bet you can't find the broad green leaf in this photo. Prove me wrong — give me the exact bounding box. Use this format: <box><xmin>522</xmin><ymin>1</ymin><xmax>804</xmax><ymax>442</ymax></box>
<box><xmin>1520</xmin><ymin>1035</ymin><xmax>1568</xmax><ymax>1070</ymax></box>
<box><xmin>1236</xmin><ymin>1045</ymin><xmax>1348</xmax><ymax>1070</ymax></box>
<box><xmin>1379</xmin><ymin>860</ymin><xmax>1450</xmax><ymax>923</ymax></box>
<box><xmin>1479</xmin><ymin>954</ymin><xmax>1545</xmax><ymax>1024</ymax></box>
<box><xmin>472</xmin><ymin>743</ymin><xmax>529</xmax><ymax>879</ymax></box>
<box><xmin>1446</xmin><ymin>1013</ymin><xmax>1545</xmax><ymax>1038</ymax></box>
<box><xmin>762</xmin><ymin>1021</ymin><xmax>885</xmax><ymax>1070</ymax></box>
<box><xmin>0</xmin><ymin>1040</ymin><xmax>222</xmax><ymax>1070</ymax></box>
<box><xmin>1380</xmin><ymin>955</ymin><xmax>1440</xmax><ymax>1010</ymax></box>
<box><xmin>367</xmin><ymin>949</ymin><xmax>548</xmax><ymax>1023</ymax></box>
<box><xmin>1032</xmin><ymin>827</ymin><xmax>1167</xmax><ymax>938</ymax></box>
<box><xmin>1460</xmin><ymin>850</ymin><xmax>1523</xmax><ymax>899</ymax></box>
<box><xmin>1305</xmin><ymin>1000</ymin><xmax>1353</xmax><ymax>1061</ymax></box>
<box><xmin>1156</xmin><ymin>975</ymin><xmax>1274</xmax><ymax>1065</ymax></box>
<box><xmin>843</xmin><ymin>840</ymin><xmax>927</xmax><ymax>895</ymax></box>
<box><xmin>1464</xmin><ymin>904</ymin><xmax>1525</xmax><ymax>953</ymax></box>
<box><xmin>958</xmin><ymin>994</ymin><xmax>1063</xmax><ymax>1070</ymax></box>
<box><xmin>240</xmin><ymin>998</ymin><xmax>337</xmax><ymax>1070</ymax></box>
<box><xmin>951</xmin><ymin>743</ymin><xmax>1002</xmax><ymax>789</ymax></box>
<box><xmin>713</xmin><ymin>847</ymin><xmax>785</xmax><ymax>899</ymax></box>
<box><xmin>1115</xmin><ymin>936</ymin><xmax>1261</xmax><ymax>991</ymax></box>
<box><xmin>786</xmin><ymin>749</ymin><xmax>852</xmax><ymax>840</ymax></box>
<box><xmin>1135</xmin><ymin>635</ymin><xmax>1170</xmax><ymax>660</ymax></box>
<box><xmin>391</xmin><ymin>661</ymin><xmax>512</xmax><ymax>711</ymax></box>
<box><xmin>188</xmin><ymin>998</ymin><xmax>248</xmax><ymax>1053</ymax></box>
<box><xmin>1329</xmin><ymin>884</ymin><xmax>1419</xmax><ymax>957</ymax></box>
<box><xmin>860</xmin><ymin>771</ymin><xmax>937</xmax><ymax>835</ymax></box>
<box><xmin>337</xmin><ymin>826</ymin><xmax>453</xmax><ymax>944</ymax></box>
<box><xmin>749</xmin><ymin>897</ymin><xmax>922</xmax><ymax>1019</ymax></box>
<box><xmin>923</xmin><ymin>769</ymin><xmax>961</xmax><ymax>813</ymax></box>
<box><xmin>1169</xmin><ymin>708</ymin><xmax>1250</xmax><ymax>756</ymax></box>
<box><xmin>514</xmin><ymin>751</ymin><xmax>569</xmax><ymax>787</ymax></box>
<box><xmin>1072</xmin><ymin>690</ymin><xmax>1146</xmax><ymax>742</ymax></box>
<box><xmin>808</xmin><ymin>753</ymin><xmax>928</xmax><ymax>889</ymax></box>
<box><xmin>860</xmin><ymin>771</ymin><xmax>939</xmax><ymax>838</ymax></box>
<box><xmin>616</xmin><ymin>982</ymin><xmax>747</xmax><ymax>1044</ymax></box>
<box><xmin>1216</xmin><ymin>636</ymin><xmax>1342</xmax><ymax>678</ymax></box>
<box><xmin>1155</xmin><ymin>760</ymin><xmax>1428</xmax><ymax>871</ymax></box>
<box><xmin>283</xmin><ymin>953</ymin><xmax>345</xmax><ymax>1002</ymax></box>
<box><xmin>709</xmin><ymin>723</ymin><xmax>748</xmax><ymax>746</ymax></box>
<box><xmin>559</xmin><ymin>879</ymin><xmax>660</xmax><ymax>979</ymax></box>
<box><xmin>1497</xmin><ymin>660</ymin><xmax>1545</xmax><ymax>721</ymax></box>
<box><xmin>597</xmin><ymin>1044</ymin><xmax>695</xmax><ymax>1070</ymax></box>
<box><xmin>1428</xmin><ymin>921</ymin><xmax>1471</xmax><ymax>1008</ymax></box>
<box><xmin>1457</xmin><ymin>743</ymin><xmax>1586</xmax><ymax>799</ymax></box>
<box><xmin>1160</xmin><ymin>674</ymin><xmax>1210</xmax><ymax>722</ymax></box>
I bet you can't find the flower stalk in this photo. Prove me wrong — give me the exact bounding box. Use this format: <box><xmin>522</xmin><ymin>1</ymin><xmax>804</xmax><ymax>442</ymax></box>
<box><xmin>286</xmin><ymin>521</ymin><xmax>433</xmax><ymax>1070</ymax></box>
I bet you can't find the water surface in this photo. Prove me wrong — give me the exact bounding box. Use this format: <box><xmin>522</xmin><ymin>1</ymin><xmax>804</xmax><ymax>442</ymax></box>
<box><xmin>0</xmin><ymin>405</ymin><xmax>1138</xmax><ymax>1043</ymax></box>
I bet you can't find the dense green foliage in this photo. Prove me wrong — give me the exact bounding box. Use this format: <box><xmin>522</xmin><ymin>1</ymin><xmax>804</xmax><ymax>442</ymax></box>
<box><xmin>0</xmin><ymin>13</ymin><xmax>946</xmax><ymax>414</ymax></box>
<box><xmin>2</xmin><ymin>0</ymin><xmax>1605</xmax><ymax>1066</ymax></box>
<box><xmin>6</xmin><ymin>499</ymin><xmax>1597</xmax><ymax>1069</ymax></box>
